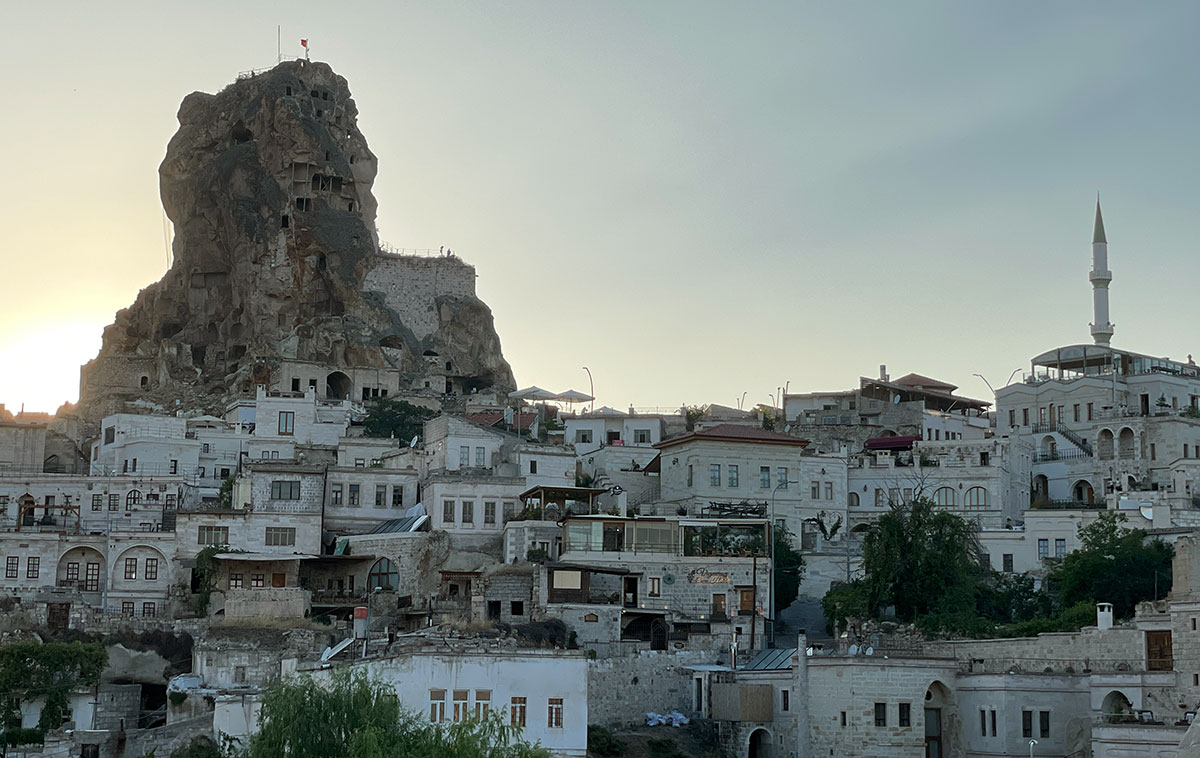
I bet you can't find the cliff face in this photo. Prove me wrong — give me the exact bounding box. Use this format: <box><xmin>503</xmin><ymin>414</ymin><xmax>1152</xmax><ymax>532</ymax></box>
<box><xmin>79</xmin><ymin>60</ymin><xmax>514</xmax><ymax>418</ymax></box>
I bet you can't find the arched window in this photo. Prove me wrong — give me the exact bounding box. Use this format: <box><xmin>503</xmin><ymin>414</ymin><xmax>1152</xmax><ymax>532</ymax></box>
<box><xmin>933</xmin><ymin>487</ymin><xmax>956</xmax><ymax>507</ymax></box>
<box><xmin>964</xmin><ymin>487</ymin><xmax>989</xmax><ymax>507</ymax></box>
<box><xmin>848</xmin><ymin>492</ymin><xmax>860</xmax><ymax>508</ymax></box>
<box><xmin>1097</xmin><ymin>429</ymin><xmax>1115</xmax><ymax>460</ymax></box>
<box><xmin>126</xmin><ymin>490</ymin><xmax>142</xmax><ymax>509</ymax></box>
<box><xmin>367</xmin><ymin>558</ymin><xmax>398</xmax><ymax>591</ymax></box>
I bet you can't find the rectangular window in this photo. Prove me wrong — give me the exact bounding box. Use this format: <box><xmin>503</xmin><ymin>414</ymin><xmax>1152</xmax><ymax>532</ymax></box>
<box><xmin>198</xmin><ymin>526</ymin><xmax>230</xmax><ymax>546</ymax></box>
<box><xmin>1087</xmin><ymin>402</ymin><xmax>1094</xmax><ymax>420</ymax></box>
<box><xmin>85</xmin><ymin>563</ymin><xmax>99</xmax><ymax>591</ymax></box>
<box><xmin>1038</xmin><ymin>539</ymin><xmax>1049</xmax><ymax>560</ymax></box>
<box><xmin>875</xmin><ymin>488</ymin><xmax>884</xmax><ymax>507</ymax></box>
<box><xmin>278</xmin><ymin>411</ymin><xmax>295</xmax><ymax>435</ymax></box>
<box><xmin>1039</xmin><ymin>710</ymin><xmax>1050</xmax><ymax>738</ymax></box>
<box><xmin>375</xmin><ymin>485</ymin><xmax>387</xmax><ymax>507</ymax></box>
<box><xmin>453</xmin><ymin>690</ymin><xmax>469</xmax><ymax>722</ymax></box>
<box><xmin>393</xmin><ymin>487</ymin><xmax>404</xmax><ymax>507</ymax></box>
<box><xmin>142</xmin><ymin>602</ymin><xmax>156</xmax><ymax>617</ymax></box>
<box><xmin>760</xmin><ymin>466</ymin><xmax>771</xmax><ymax>488</ymax></box>
<box><xmin>484</xmin><ymin>502</ymin><xmax>496</xmax><ymax>524</ymax></box>
<box><xmin>1073</xmin><ymin>404</ymin><xmax>1080</xmax><ymax>422</ymax></box>
<box><xmin>26</xmin><ymin>557</ymin><xmax>39</xmax><ymax>579</ymax></box>
<box><xmin>66</xmin><ymin>562</ymin><xmax>79</xmax><ymax>582</ymax></box>
<box><xmin>109</xmin><ymin>494</ymin><xmax>120</xmax><ymax>511</ymax></box>
<box><xmin>687</xmin><ymin>465</ymin><xmax>693</xmax><ymax>487</ymax></box>
<box><xmin>777</xmin><ymin>467</ymin><xmax>788</xmax><ymax>488</ymax></box>
<box><xmin>990</xmin><ymin>710</ymin><xmax>997</xmax><ymax>737</ymax></box>
<box><xmin>429</xmin><ymin>690</ymin><xmax>446</xmax><ymax>723</ymax></box>
<box><xmin>1055</xmin><ymin>538</ymin><xmax>1066</xmax><ymax>558</ymax></box>
<box><xmin>331</xmin><ymin>483</ymin><xmax>343</xmax><ymax>505</ymax></box>
<box><xmin>649</xmin><ymin>577</ymin><xmax>661</xmax><ymax>597</ymax></box>
<box><xmin>251</xmin><ymin>573</ymin><xmax>265</xmax><ymax>588</ymax></box>
<box><xmin>529</xmin><ymin>460</ymin><xmax>538</xmax><ymax>474</ymax></box>
<box><xmin>124</xmin><ymin>557</ymin><xmax>137</xmax><ymax>580</ymax></box>
<box><xmin>511</xmin><ymin>600</ymin><xmax>524</xmax><ymax>616</ymax></box>
<box><xmin>1008</xmin><ymin>409</ymin><xmax>1015</xmax><ymax>426</ymax></box>
<box><xmin>459</xmin><ymin>446</ymin><xmax>470</xmax><ymax>466</ymax></box>
<box><xmin>728</xmin><ymin>465</ymin><xmax>739</xmax><ymax>487</ymax></box>
<box><xmin>354</xmin><ymin>458</ymin><xmax>365</xmax><ymax>468</ymax></box>
<box><xmin>1022</xmin><ymin>408</ymin><xmax>1029</xmax><ymax>426</ymax></box>
<box><xmin>874</xmin><ymin>702</ymin><xmax>887</xmax><ymax>727</ymax></box>
<box><xmin>1022</xmin><ymin>710</ymin><xmax>1033</xmax><ymax>738</ymax></box>
<box><xmin>811</xmin><ymin>481</ymin><xmax>820</xmax><ymax>499</ymax></box>
<box><xmin>121</xmin><ymin>601</ymin><xmax>134</xmax><ymax>616</ymax></box>
<box><xmin>511</xmin><ymin>697</ymin><xmax>527</xmax><ymax>727</ymax></box>
<box><xmin>635</xmin><ymin>429</ymin><xmax>651</xmax><ymax>444</ymax></box>
<box><xmin>888</xmin><ymin>488</ymin><xmax>900</xmax><ymax>504</ymax></box>
<box><xmin>709</xmin><ymin>464</ymin><xmax>721</xmax><ymax>487</ymax></box>
<box><xmin>1002</xmin><ymin>554</ymin><xmax>1014</xmax><ymax>573</ymax></box>
<box><xmin>782</xmin><ymin>689</ymin><xmax>791</xmax><ymax>712</ymax></box>
<box><xmin>899</xmin><ymin>702</ymin><xmax>910</xmax><ymax>727</ymax></box>
<box><xmin>270</xmin><ymin>480</ymin><xmax>301</xmax><ymax>499</ymax></box>
<box><xmin>825</xmin><ymin>482</ymin><xmax>834</xmax><ymax>500</ymax></box>
<box><xmin>475</xmin><ymin>447</ymin><xmax>485</xmax><ymax>467</ymax></box>
<box><xmin>265</xmin><ymin>527</ymin><xmax>296</xmax><ymax>546</ymax></box>
<box><xmin>903</xmin><ymin>487</ymin><xmax>913</xmax><ymax>503</ymax></box>
<box><xmin>462</xmin><ymin>501</ymin><xmax>474</xmax><ymax>524</ymax></box>
<box><xmin>575</xmin><ymin>429</ymin><xmax>593</xmax><ymax>444</ymax></box>
<box><xmin>230</xmin><ymin>573</ymin><xmax>243</xmax><ymax>589</ymax></box>
<box><xmin>980</xmin><ymin>709</ymin><xmax>987</xmax><ymax>737</ymax></box>
<box><xmin>92</xmin><ymin>494</ymin><xmax>103</xmax><ymax>510</ymax></box>
<box><xmin>547</xmin><ymin>698</ymin><xmax>564</xmax><ymax>729</ymax></box>
<box><xmin>348</xmin><ymin>484</ymin><xmax>360</xmax><ymax>505</ymax></box>
<box><xmin>474</xmin><ymin>690</ymin><xmax>491</xmax><ymax>718</ymax></box>
<box><xmin>443</xmin><ymin>500</ymin><xmax>455</xmax><ymax>523</ymax></box>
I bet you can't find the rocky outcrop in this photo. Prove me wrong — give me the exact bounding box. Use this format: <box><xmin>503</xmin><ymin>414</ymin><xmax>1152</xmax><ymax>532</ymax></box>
<box><xmin>78</xmin><ymin>60</ymin><xmax>514</xmax><ymax>421</ymax></box>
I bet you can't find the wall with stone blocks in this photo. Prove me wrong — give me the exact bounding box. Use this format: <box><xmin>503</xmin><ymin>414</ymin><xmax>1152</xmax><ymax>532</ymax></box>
<box><xmin>363</xmin><ymin>255</ymin><xmax>477</xmax><ymax>340</ymax></box>
<box><xmin>587</xmin><ymin>649</ymin><xmax>716</xmax><ymax>726</ymax></box>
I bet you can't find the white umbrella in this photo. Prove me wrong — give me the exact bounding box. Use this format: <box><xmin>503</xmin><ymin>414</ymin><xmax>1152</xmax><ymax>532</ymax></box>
<box><xmin>508</xmin><ymin>386</ymin><xmax>557</xmax><ymax>401</ymax></box>
<box><xmin>554</xmin><ymin>389</ymin><xmax>595</xmax><ymax>403</ymax></box>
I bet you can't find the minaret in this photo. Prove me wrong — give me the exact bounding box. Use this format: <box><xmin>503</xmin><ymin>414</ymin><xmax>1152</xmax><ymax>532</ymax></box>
<box><xmin>1089</xmin><ymin>199</ymin><xmax>1114</xmax><ymax>345</ymax></box>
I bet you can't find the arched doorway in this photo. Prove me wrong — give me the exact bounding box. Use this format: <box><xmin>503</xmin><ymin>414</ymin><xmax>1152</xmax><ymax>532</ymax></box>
<box><xmin>650</xmin><ymin>619</ymin><xmax>668</xmax><ymax>651</ymax></box>
<box><xmin>1101</xmin><ymin>690</ymin><xmax>1133</xmax><ymax>723</ymax></box>
<box><xmin>326</xmin><ymin>371</ymin><xmax>352</xmax><ymax>400</ymax></box>
<box><xmin>58</xmin><ymin>546</ymin><xmax>105</xmax><ymax>594</ymax></box>
<box><xmin>1033</xmin><ymin>476</ymin><xmax>1049</xmax><ymax>503</ymax></box>
<box><xmin>1073</xmin><ymin>480</ymin><xmax>1095</xmax><ymax>505</ymax></box>
<box><xmin>924</xmin><ymin>681</ymin><xmax>954</xmax><ymax>758</ymax></box>
<box><xmin>748</xmin><ymin>728</ymin><xmax>771</xmax><ymax>758</ymax></box>
<box><xmin>1098</xmin><ymin>428</ymin><xmax>1114</xmax><ymax>460</ymax></box>
<box><xmin>1039</xmin><ymin>435</ymin><xmax>1057</xmax><ymax>459</ymax></box>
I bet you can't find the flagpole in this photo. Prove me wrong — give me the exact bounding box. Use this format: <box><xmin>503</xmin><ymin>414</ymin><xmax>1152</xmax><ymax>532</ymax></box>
<box><xmin>277</xmin><ymin>26</ymin><xmax>281</xmax><ymax>64</ymax></box>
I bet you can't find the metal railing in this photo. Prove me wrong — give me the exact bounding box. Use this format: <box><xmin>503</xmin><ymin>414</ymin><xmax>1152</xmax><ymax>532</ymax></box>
<box><xmin>1033</xmin><ymin>448</ymin><xmax>1091</xmax><ymax>463</ymax></box>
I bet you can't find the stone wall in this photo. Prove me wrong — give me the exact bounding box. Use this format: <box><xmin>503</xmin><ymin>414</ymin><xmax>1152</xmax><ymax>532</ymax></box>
<box><xmin>363</xmin><ymin>255</ymin><xmax>477</xmax><ymax>340</ymax></box>
<box><xmin>587</xmin><ymin>649</ymin><xmax>716</xmax><ymax>726</ymax></box>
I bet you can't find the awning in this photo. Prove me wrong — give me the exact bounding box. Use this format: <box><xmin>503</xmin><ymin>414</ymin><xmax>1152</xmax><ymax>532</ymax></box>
<box><xmin>865</xmin><ymin>435</ymin><xmax>922</xmax><ymax>451</ymax></box>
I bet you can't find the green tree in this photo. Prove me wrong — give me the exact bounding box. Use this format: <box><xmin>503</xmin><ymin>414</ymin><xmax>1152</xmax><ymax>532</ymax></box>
<box><xmin>0</xmin><ymin>642</ymin><xmax>107</xmax><ymax>739</ymax></box>
<box><xmin>857</xmin><ymin>498</ymin><xmax>985</xmax><ymax>622</ymax></box>
<box><xmin>774</xmin><ymin>525</ymin><xmax>806</xmax><ymax>611</ymax></box>
<box><xmin>362</xmin><ymin>399</ymin><xmax>436</xmax><ymax>444</ymax></box>
<box><xmin>1049</xmin><ymin>511</ymin><xmax>1173</xmax><ymax>618</ymax></box>
<box><xmin>239</xmin><ymin>670</ymin><xmax>551</xmax><ymax>758</ymax></box>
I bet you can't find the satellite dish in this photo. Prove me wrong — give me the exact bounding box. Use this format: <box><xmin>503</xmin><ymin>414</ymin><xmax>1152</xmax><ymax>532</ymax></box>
<box><xmin>784</xmin><ymin>424</ymin><xmax>792</xmax><ymax>433</ymax></box>
<box><xmin>409</xmin><ymin>435</ymin><xmax>419</xmax><ymax>448</ymax></box>
<box><xmin>848</xmin><ymin>644</ymin><xmax>859</xmax><ymax>655</ymax></box>
<box><xmin>892</xmin><ymin>394</ymin><xmax>901</xmax><ymax>404</ymax></box>
<box><xmin>865</xmin><ymin>646</ymin><xmax>874</xmax><ymax>656</ymax></box>
<box><xmin>663</xmin><ymin>574</ymin><xmax>675</xmax><ymax>585</ymax></box>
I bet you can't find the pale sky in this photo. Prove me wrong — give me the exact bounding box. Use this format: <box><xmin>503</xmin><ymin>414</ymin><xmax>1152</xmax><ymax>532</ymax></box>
<box><xmin>2</xmin><ymin>2</ymin><xmax>1199</xmax><ymax>414</ymax></box>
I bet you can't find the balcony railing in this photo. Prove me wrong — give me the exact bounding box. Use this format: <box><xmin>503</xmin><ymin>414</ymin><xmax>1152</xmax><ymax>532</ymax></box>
<box><xmin>1033</xmin><ymin>449</ymin><xmax>1091</xmax><ymax>463</ymax></box>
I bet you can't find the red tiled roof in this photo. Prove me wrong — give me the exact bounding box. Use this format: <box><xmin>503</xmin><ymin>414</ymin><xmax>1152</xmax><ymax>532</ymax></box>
<box><xmin>655</xmin><ymin>423</ymin><xmax>809</xmax><ymax>449</ymax></box>
<box><xmin>865</xmin><ymin>435</ymin><xmax>922</xmax><ymax>451</ymax></box>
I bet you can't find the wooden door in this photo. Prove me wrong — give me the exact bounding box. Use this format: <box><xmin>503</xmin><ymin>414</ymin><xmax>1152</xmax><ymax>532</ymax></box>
<box><xmin>1147</xmin><ymin>630</ymin><xmax>1174</xmax><ymax>670</ymax></box>
<box><xmin>924</xmin><ymin>708</ymin><xmax>942</xmax><ymax>758</ymax></box>
<box><xmin>47</xmin><ymin>602</ymin><xmax>70</xmax><ymax>630</ymax></box>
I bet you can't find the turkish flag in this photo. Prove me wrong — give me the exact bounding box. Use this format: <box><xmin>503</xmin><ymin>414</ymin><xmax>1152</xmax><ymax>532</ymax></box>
<box><xmin>300</xmin><ymin>39</ymin><xmax>308</xmax><ymax>47</ymax></box>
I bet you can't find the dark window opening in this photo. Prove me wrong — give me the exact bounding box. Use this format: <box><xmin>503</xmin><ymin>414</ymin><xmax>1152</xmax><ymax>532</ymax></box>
<box><xmin>291</xmin><ymin>378</ymin><xmax>300</xmax><ymax>392</ymax></box>
<box><xmin>487</xmin><ymin>601</ymin><xmax>501</xmax><ymax>620</ymax></box>
<box><xmin>317</xmin><ymin>253</ymin><xmax>327</xmax><ymax>271</ymax></box>
<box><xmin>139</xmin><ymin>375</ymin><xmax>149</xmax><ymax>388</ymax></box>
<box><xmin>295</xmin><ymin>197</ymin><xmax>311</xmax><ymax>211</ymax></box>
<box><xmin>310</xmin><ymin>89</ymin><xmax>319</xmax><ymax>98</ymax></box>
<box><xmin>285</xmin><ymin>85</ymin><xmax>292</xmax><ymax>96</ymax></box>
<box><xmin>332</xmin><ymin>177</ymin><xmax>342</xmax><ymax>191</ymax></box>
<box><xmin>349</xmin><ymin>154</ymin><xmax>356</xmax><ymax>164</ymax></box>
<box><xmin>511</xmin><ymin>601</ymin><xmax>524</xmax><ymax>616</ymax></box>
<box><xmin>325</xmin><ymin>151</ymin><xmax>330</xmax><ymax>161</ymax></box>
<box><xmin>347</xmin><ymin>201</ymin><xmax>355</xmax><ymax>212</ymax></box>
<box><xmin>315</xmin><ymin>109</ymin><xmax>323</xmax><ymax>118</ymax></box>
<box><xmin>281</xmin><ymin>214</ymin><xmax>289</xmax><ymax>229</ymax></box>
<box><xmin>322</xmin><ymin>91</ymin><xmax>330</xmax><ymax>101</ymax></box>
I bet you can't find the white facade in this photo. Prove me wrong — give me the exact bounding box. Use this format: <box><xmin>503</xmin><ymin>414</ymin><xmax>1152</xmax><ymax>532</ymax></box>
<box><xmin>426</xmin><ymin>475</ymin><xmax>525</xmax><ymax>535</ymax></box>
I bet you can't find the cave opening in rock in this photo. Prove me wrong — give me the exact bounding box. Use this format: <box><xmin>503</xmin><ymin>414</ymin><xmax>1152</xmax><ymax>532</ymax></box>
<box><xmin>326</xmin><ymin>371</ymin><xmax>352</xmax><ymax>400</ymax></box>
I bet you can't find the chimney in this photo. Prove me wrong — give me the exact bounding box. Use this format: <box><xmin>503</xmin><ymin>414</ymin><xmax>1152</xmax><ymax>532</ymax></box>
<box><xmin>1097</xmin><ymin>602</ymin><xmax>1114</xmax><ymax>631</ymax></box>
<box><xmin>879</xmin><ymin>364</ymin><xmax>889</xmax><ymax>382</ymax></box>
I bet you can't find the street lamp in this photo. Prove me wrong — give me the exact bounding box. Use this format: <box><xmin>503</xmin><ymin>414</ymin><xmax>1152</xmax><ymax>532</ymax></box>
<box><xmin>581</xmin><ymin>367</ymin><xmax>594</xmax><ymax>413</ymax></box>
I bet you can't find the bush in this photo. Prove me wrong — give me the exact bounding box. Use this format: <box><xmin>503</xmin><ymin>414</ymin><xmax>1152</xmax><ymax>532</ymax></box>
<box><xmin>647</xmin><ymin>737</ymin><xmax>689</xmax><ymax>758</ymax></box>
<box><xmin>587</xmin><ymin>725</ymin><xmax>626</xmax><ymax>757</ymax></box>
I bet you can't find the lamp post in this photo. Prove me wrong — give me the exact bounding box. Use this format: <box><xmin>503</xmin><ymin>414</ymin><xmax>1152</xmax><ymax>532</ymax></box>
<box><xmin>581</xmin><ymin>367</ymin><xmax>594</xmax><ymax>413</ymax></box>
